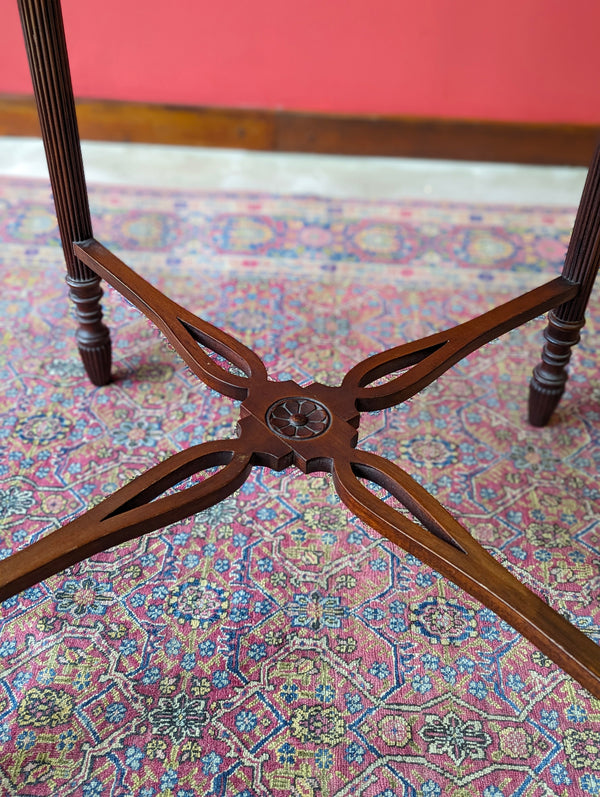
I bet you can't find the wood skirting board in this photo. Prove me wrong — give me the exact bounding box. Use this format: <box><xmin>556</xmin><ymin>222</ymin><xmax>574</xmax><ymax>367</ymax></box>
<box><xmin>1</xmin><ymin>95</ymin><xmax>598</xmax><ymax>166</ymax></box>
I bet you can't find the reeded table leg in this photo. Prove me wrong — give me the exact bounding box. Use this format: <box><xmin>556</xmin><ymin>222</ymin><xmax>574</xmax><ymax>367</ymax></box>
<box><xmin>17</xmin><ymin>0</ymin><xmax>111</xmax><ymax>385</ymax></box>
<box><xmin>529</xmin><ymin>144</ymin><xmax>600</xmax><ymax>426</ymax></box>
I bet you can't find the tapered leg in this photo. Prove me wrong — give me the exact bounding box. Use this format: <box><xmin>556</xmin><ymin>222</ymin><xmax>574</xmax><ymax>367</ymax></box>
<box><xmin>17</xmin><ymin>0</ymin><xmax>112</xmax><ymax>385</ymax></box>
<box><xmin>529</xmin><ymin>144</ymin><xmax>600</xmax><ymax>426</ymax></box>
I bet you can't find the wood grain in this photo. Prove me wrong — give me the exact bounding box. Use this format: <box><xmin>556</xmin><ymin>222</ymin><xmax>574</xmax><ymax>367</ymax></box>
<box><xmin>6</xmin><ymin>0</ymin><xmax>600</xmax><ymax>701</ymax></box>
<box><xmin>15</xmin><ymin>0</ymin><xmax>112</xmax><ymax>385</ymax></box>
<box><xmin>1</xmin><ymin>94</ymin><xmax>598</xmax><ymax>166</ymax></box>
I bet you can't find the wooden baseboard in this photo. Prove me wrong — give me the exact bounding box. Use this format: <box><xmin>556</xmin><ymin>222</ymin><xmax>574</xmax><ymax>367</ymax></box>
<box><xmin>1</xmin><ymin>94</ymin><xmax>598</xmax><ymax>166</ymax></box>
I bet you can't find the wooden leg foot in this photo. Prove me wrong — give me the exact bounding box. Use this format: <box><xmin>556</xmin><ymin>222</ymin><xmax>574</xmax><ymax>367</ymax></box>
<box><xmin>67</xmin><ymin>275</ymin><xmax>112</xmax><ymax>386</ymax></box>
<box><xmin>529</xmin><ymin>142</ymin><xmax>600</xmax><ymax>426</ymax></box>
<box><xmin>528</xmin><ymin>313</ymin><xmax>582</xmax><ymax>426</ymax></box>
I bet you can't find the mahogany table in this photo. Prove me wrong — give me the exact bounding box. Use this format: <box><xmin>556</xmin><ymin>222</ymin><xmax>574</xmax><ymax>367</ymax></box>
<box><xmin>2</xmin><ymin>0</ymin><xmax>600</xmax><ymax>699</ymax></box>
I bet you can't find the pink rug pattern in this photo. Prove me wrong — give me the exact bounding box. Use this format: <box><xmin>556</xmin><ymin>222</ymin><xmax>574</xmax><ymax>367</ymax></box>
<box><xmin>0</xmin><ymin>177</ymin><xmax>599</xmax><ymax>796</ymax></box>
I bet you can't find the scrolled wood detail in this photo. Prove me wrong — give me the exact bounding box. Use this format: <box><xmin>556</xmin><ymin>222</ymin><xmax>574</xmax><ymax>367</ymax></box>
<box><xmin>0</xmin><ymin>438</ymin><xmax>257</xmax><ymax>601</ymax></box>
<box><xmin>74</xmin><ymin>239</ymin><xmax>269</xmax><ymax>399</ymax></box>
<box><xmin>342</xmin><ymin>277</ymin><xmax>577</xmax><ymax>412</ymax></box>
<box><xmin>332</xmin><ymin>454</ymin><xmax>600</xmax><ymax>693</ymax></box>
<box><xmin>9</xmin><ymin>0</ymin><xmax>600</xmax><ymax>701</ymax></box>
<box><xmin>4</xmin><ymin>231</ymin><xmax>600</xmax><ymax>696</ymax></box>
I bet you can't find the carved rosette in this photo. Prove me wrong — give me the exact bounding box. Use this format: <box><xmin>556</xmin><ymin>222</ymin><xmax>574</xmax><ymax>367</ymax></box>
<box><xmin>266</xmin><ymin>398</ymin><xmax>331</xmax><ymax>439</ymax></box>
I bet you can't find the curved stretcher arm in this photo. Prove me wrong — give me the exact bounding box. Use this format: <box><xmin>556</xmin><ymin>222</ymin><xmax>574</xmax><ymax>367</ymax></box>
<box><xmin>332</xmin><ymin>448</ymin><xmax>600</xmax><ymax>695</ymax></box>
<box><xmin>0</xmin><ymin>439</ymin><xmax>253</xmax><ymax>601</ymax></box>
<box><xmin>74</xmin><ymin>238</ymin><xmax>269</xmax><ymax>400</ymax></box>
<box><xmin>342</xmin><ymin>277</ymin><xmax>578</xmax><ymax>411</ymax></box>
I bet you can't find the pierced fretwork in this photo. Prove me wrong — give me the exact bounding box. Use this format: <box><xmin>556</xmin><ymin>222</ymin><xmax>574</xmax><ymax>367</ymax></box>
<box><xmin>7</xmin><ymin>0</ymin><xmax>600</xmax><ymax>704</ymax></box>
<box><xmin>1</xmin><ymin>236</ymin><xmax>598</xmax><ymax>697</ymax></box>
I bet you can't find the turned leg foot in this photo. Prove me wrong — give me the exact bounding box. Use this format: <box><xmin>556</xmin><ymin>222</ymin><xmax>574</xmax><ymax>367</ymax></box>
<box><xmin>67</xmin><ymin>275</ymin><xmax>112</xmax><ymax>386</ymax></box>
<box><xmin>528</xmin><ymin>143</ymin><xmax>600</xmax><ymax>426</ymax></box>
<box><xmin>528</xmin><ymin>313</ymin><xmax>582</xmax><ymax>426</ymax></box>
<box><xmin>18</xmin><ymin>0</ymin><xmax>113</xmax><ymax>387</ymax></box>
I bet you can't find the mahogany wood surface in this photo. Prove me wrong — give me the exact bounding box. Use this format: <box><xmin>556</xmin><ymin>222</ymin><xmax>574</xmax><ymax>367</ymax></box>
<box><xmin>1</xmin><ymin>94</ymin><xmax>599</xmax><ymax>167</ymax></box>
<box><xmin>1</xmin><ymin>235</ymin><xmax>598</xmax><ymax>695</ymax></box>
<box><xmin>3</xmin><ymin>0</ymin><xmax>600</xmax><ymax>700</ymax></box>
<box><xmin>529</xmin><ymin>143</ymin><xmax>600</xmax><ymax>424</ymax></box>
<box><xmin>16</xmin><ymin>0</ymin><xmax>111</xmax><ymax>386</ymax></box>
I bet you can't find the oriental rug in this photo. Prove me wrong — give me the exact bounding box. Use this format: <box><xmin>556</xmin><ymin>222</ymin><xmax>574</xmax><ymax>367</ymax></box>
<box><xmin>0</xmin><ymin>176</ymin><xmax>599</xmax><ymax>797</ymax></box>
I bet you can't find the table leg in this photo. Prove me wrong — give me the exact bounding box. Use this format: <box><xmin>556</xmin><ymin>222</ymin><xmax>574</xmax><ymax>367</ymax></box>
<box><xmin>17</xmin><ymin>0</ymin><xmax>112</xmax><ymax>386</ymax></box>
<box><xmin>529</xmin><ymin>143</ymin><xmax>600</xmax><ymax>425</ymax></box>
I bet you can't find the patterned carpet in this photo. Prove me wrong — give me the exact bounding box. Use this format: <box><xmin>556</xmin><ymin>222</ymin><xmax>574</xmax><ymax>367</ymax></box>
<box><xmin>0</xmin><ymin>176</ymin><xmax>599</xmax><ymax>796</ymax></box>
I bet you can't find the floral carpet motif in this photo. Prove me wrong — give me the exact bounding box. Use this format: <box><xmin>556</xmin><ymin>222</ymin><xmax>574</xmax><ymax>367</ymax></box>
<box><xmin>0</xmin><ymin>177</ymin><xmax>599</xmax><ymax>796</ymax></box>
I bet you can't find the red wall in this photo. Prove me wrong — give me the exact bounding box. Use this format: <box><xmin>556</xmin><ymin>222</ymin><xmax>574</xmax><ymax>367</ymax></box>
<box><xmin>3</xmin><ymin>0</ymin><xmax>600</xmax><ymax>124</ymax></box>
